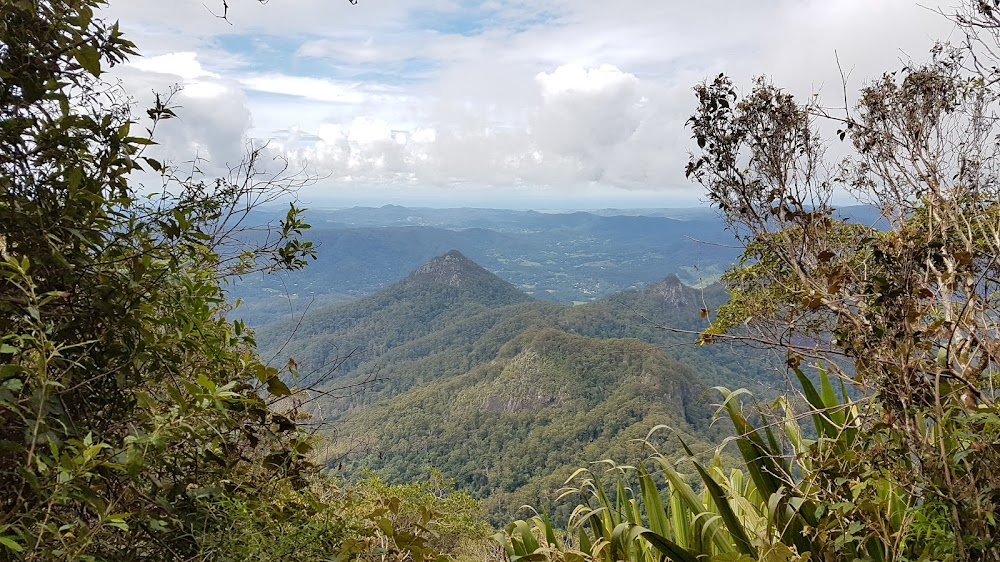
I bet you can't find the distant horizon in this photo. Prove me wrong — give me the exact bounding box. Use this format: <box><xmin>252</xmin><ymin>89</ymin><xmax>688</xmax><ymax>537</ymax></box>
<box><xmin>301</xmin><ymin>199</ymin><xmax>712</xmax><ymax>212</ymax></box>
<box><xmin>295</xmin><ymin>185</ymin><xmax>708</xmax><ymax>211</ymax></box>
<box><xmin>289</xmin><ymin>192</ymin><xmax>870</xmax><ymax>213</ymax></box>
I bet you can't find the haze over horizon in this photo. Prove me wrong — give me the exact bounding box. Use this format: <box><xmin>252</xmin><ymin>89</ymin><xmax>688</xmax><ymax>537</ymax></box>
<box><xmin>300</xmin><ymin>185</ymin><xmax>709</xmax><ymax>210</ymax></box>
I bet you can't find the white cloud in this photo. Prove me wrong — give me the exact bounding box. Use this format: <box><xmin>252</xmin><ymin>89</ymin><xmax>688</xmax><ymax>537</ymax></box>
<box><xmin>532</xmin><ymin>64</ymin><xmax>642</xmax><ymax>162</ymax></box>
<box><xmin>296</xmin><ymin>36</ymin><xmax>398</xmax><ymax>64</ymax></box>
<box><xmin>113</xmin><ymin>54</ymin><xmax>252</xmax><ymax>175</ymax></box>
<box><xmin>261</xmin><ymin>62</ymin><xmax>681</xmax><ymax>192</ymax></box>
<box><xmin>127</xmin><ymin>51</ymin><xmax>221</xmax><ymax>80</ymax></box>
<box><xmin>536</xmin><ymin>64</ymin><xmax>637</xmax><ymax>99</ymax></box>
<box><xmin>240</xmin><ymin>75</ymin><xmax>366</xmax><ymax>104</ymax></box>
<box><xmin>344</xmin><ymin>117</ymin><xmax>392</xmax><ymax>143</ymax></box>
<box><xmin>182</xmin><ymin>80</ymin><xmax>228</xmax><ymax>99</ymax></box>
<box><xmin>103</xmin><ymin>0</ymin><xmax>958</xmax><ymax>205</ymax></box>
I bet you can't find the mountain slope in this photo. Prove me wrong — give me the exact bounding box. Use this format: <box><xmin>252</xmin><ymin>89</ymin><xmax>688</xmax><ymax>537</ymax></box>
<box><xmin>255</xmin><ymin>250</ymin><xmax>532</xmax><ymax>387</ymax></box>
<box><xmin>230</xmin><ymin>206</ymin><xmax>741</xmax><ymax>315</ymax></box>
<box><xmin>330</xmin><ymin>327</ymin><xmax>714</xmax><ymax>524</ymax></box>
<box><xmin>252</xmin><ymin>252</ymin><xmax>780</xmax><ymax>523</ymax></box>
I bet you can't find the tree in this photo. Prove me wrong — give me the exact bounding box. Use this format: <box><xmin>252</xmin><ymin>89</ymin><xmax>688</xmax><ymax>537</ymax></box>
<box><xmin>685</xmin><ymin>3</ymin><xmax>1000</xmax><ymax>559</ymax></box>
<box><xmin>1</xmin><ymin>2</ymin><xmax>490</xmax><ymax>559</ymax></box>
<box><xmin>0</xmin><ymin>2</ymin><xmax>507</xmax><ymax>561</ymax></box>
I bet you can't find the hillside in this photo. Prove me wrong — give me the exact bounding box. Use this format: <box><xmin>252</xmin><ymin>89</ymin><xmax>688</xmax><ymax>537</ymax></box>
<box><xmin>329</xmin><ymin>327</ymin><xmax>717</xmax><ymax>524</ymax></box>
<box><xmin>255</xmin><ymin>250</ymin><xmax>533</xmax><ymax>392</ymax></box>
<box><xmin>253</xmin><ymin>251</ymin><xmax>782</xmax><ymax>523</ymax></box>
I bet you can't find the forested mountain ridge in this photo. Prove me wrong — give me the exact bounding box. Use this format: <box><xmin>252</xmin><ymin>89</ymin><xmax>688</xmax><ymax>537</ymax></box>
<box><xmin>332</xmin><ymin>327</ymin><xmax>714</xmax><ymax>525</ymax></box>
<box><xmin>232</xmin><ymin>203</ymin><xmax>884</xmax><ymax>319</ymax></box>
<box><xmin>254</xmin><ymin>250</ymin><xmax>777</xmax><ymax>416</ymax></box>
<box><xmin>396</xmin><ymin>249</ymin><xmax>532</xmax><ymax>300</ymax></box>
<box><xmin>252</xmin><ymin>251</ymin><xmax>779</xmax><ymax>524</ymax></box>
<box><xmin>254</xmin><ymin>250</ymin><xmax>535</xmax><ymax>395</ymax></box>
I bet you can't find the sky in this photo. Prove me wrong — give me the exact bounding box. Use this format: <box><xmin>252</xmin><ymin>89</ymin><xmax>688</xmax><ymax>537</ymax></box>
<box><xmin>102</xmin><ymin>0</ymin><xmax>957</xmax><ymax>209</ymax></box>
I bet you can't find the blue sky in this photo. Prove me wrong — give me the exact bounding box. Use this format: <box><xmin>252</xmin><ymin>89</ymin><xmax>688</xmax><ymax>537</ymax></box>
<box><xmin>106</xmin><ymin>0</ymin><xmax>954</xmax><ymax>209</ymax></box>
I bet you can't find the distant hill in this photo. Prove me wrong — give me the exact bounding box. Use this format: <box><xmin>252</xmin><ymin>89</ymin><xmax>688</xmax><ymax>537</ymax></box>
<box><xmin>233</xmin><ymin>204</ymin><xmax>883</xmax><ymax>324</ymax></box>
<box><xmin>230</xmin><ymin>205</ymin><xmax>742</xmax><ymax>321</ymax></box>
<box><xmin>253</xmin><ymin>251</ymin><xmax>783</xmax><ymax>524</ymax></box>
<box><xmin>396</xmin><ymin>250</ymin><xmax>529</xmax><ymax>300</ymax></box>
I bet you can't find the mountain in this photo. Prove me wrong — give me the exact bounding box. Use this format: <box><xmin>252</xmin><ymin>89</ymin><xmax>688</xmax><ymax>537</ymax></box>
<box><xmin>229</xmin><ymin>206</ymin><xmax>742</xmax><ymax>321</ymax></box>
<box><xmin>233</xmin><ymin>204</ymin><xmax>884</xmax><ymax>326</ymax></box>
<box><xmin>254</xmin><ymin>250</ymin><xmax>534</xmax><ymax>400</ymax></box>
<box><xmin>395</xmin><ymin>249</ymin><xmax>529</xmax><ymax>301</ymax></box>
<box><xmin>331</xmin><ymin>327</ymin><xmax>714</xmax><ymax>525</ymax></box>
<box><xmin>252</xmin><ymin>252</ymin><xmax>781</xmax><ymax>524</ymax></box>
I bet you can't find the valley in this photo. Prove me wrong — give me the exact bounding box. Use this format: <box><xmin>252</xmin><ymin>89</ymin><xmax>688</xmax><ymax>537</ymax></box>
<box><xmin>236</xmin><ymin>203</ymin><xmax>880</xmax><ymax>524</ymax></box>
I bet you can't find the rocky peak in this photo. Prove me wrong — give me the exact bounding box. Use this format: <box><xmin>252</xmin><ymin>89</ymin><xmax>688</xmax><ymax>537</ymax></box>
<box><xmin>642</xmin><ymin>274</ymin><xmax>694</xmax><ymax>305</ymax></box>
<box><xmin>396</xmin><ymin>251</ymin><xmax>532</xmax><ymax>308</ymax></box>
<box><xmin>408</xmin><ymin>250</ymin><xmax>485</xmax><ymax>288</ymax></box>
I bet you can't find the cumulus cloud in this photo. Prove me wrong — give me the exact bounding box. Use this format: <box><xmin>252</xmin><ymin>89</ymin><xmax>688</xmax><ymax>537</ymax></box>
<box><xmin>531</xmin><ymin>64</ymin><xmax>643</xmax><ymax>180</ymax></box>
<box><xmin>115</xmin><ymin>52</ymin><xmax>252</xmax><ymax>175</ymax></box>
<box><xmin>128</xmin><ymin>51</ymin><xmax>220</xmax><ymax>80</ymax></box>
<box><xmin>241</xmin><ymin>75</ymin><xmax>366</xmax><ymax>104</ymax></box>
<box><xmin>297</xmin><ymin>36</ymin><xmax>400</xmax><ymax>64</ymax></box>
<box><xmin>102</xmin><ymin>0</ymin><xmax>958</xmax><ymax>204</ymax></box>
<box><xmin>262</xmin><ymin>62</ymin><xmax>687</xmax><ymax>192</ymax></box>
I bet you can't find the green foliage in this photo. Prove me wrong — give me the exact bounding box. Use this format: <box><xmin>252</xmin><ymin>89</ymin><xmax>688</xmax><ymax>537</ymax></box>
<box><xmin>332</xmin><ymin>327</ymin><xmax>718</xmax><ymax>525</ymax></box>
<box><xmin>495</xmin><ymin>368</ymin><xmax>911</xmax><ymax>562</ymax></box>
<box><xmin>682</xmin><ymin>11</ymin><xmax>1000</xmax><ymax>558</ymax></box>
<box><xmin>341</xmin><ymin>470</ymin><xmax>493</xmax><ymax>560</ymax></box>
<box><xmin>252</xmin><ymin>260</ymin><xmax>777</xmax><ymax>526</ymax></box>
<box><xmin>0</xmin><ymin>1</ymin><xmax>486</xmax><ymax>560</ymax></box>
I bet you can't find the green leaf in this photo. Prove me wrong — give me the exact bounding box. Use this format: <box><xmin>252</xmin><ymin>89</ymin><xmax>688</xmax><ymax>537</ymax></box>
<box><xmin>650</xmin><ymin>455</ymin><xmax>729</xmax><ymax>553</ymax></box>
<box><xmin>196</xmin><ymin>374</ymin><xmax>215</xmax><ymax>392</ymax></box>
<box><xmin>75</xmin><ymin>45</ymin><xmax>101</xmax><ymax>77</ymax></box>
<box><xmin>638</xmin><ymin>467</ymin><xmax>670</xmax><ymax>536</ymax></box>
<box><xmin>818</xmin><ymin>365</ymin><xmax>846</xmax><ymax>426</ymax></box>
<box><xmin>104</xmin><ymin>514</ymin><xmax>130</xmax><ymax>531</ymax></box>
<box><xmin>539</xmin><ymin>510</ymin><xmax>558</xmax><ymax>547</ymax></box>
<box><xmin>627</xmin><ymin>525</ymin><xmax>700</xmax><ymax>562</ymax></box>
<box><xmin>142</xmin><ymin>157</ymin><xmax>163</xmax><ymax>172</ymax></box>
<box><xmin>0</xmin><ymin>536</ymin><xmax>23</xmax><ymax>553</ymax></box>
<box><xmin>793</xmin><ymin>368</ymin><xmax>838</xmax><ymax>439</ymax></box>
<box><xmin>266</xmin><ymin>376</ymin><xmax>291</xmax><ymax>397</ymax></box>
<box><xmin>690</xmin><ymin>459</ymin><xmax>758</xmax><ymax>558</ymax></box>
<box><xmin>67</xmin><ymin>167</ymin><xmax>83</xmax><ymax>192</ymax></box>
<box><xmin>669</xmin><ymin>486</ymin><xmax>690</xmax><ymax>549</ymax></box>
